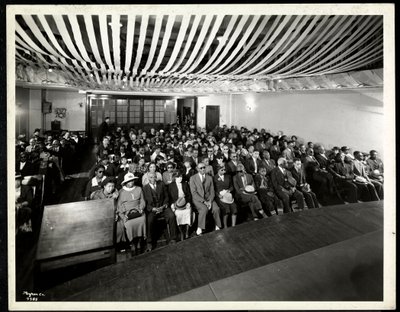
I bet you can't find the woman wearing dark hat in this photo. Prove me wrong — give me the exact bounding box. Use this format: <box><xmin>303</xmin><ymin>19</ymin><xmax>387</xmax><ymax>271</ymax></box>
<box><xmin>168</xmin><ymin>170</ymin><xmax>193</xmax><ymax>240</ymax></box>
<box><xmin>90</xmin><ymin>177</ymin><xmax>119</xmax><ymax>200</ymax></box>
<box><xmin>116</xmin><ymin>172</ymin><xmax>146</xmax><ymax>254</ymax></box>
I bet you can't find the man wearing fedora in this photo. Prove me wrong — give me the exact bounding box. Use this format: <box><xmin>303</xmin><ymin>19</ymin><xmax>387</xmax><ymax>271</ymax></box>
<box><xmin>213</xmin><ymin>164</ymin><xmax>237</xmax><ymax>228</ymax></box>
<box><xmin>233</xmin><ymin>163</ymin><xmax>267</xmax><ymax>220</ymax></box>
<box><xmin>271</xmin><ymin>158</ymin><xmax>305</xmax><ymax>213</ymax></box>
<box><xmin>143</xmin><ymin>172</ymin><xmax>178</xmax><ymax>251</ymax></box>
<box><xmin>190</xmin><ymin>162</ymin><xmax>222</xmax><ymax>236</ymax></box>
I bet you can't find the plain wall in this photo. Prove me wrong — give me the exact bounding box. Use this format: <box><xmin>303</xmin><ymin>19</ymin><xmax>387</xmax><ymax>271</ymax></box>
<box><xmin>45</xmin><ymin>90</ymin><xmax>86</xmax><ymax>131</ymax></box>
<box><xmin>196</xmin><ymin>88</ymin><xmax>384</xmax><ymax>154</ymax></box>
<box><xmin>29</xmin><ymin>89</ymin><xmax>42</xmax><ymax>135</ymax></box>
<box><xmin>231</xmin><ymin>89</ymin><xmax>384</xmax><ymax>153</ymax></box>
<box><xmin>15</xmin><ymin>87</ymin><xmax>30</xmax><ymax>137</ymax></box>
<box><xmin>197</xmin><ymin>94</ymin><xmax>232</xmax><ymax>128</ymax></box>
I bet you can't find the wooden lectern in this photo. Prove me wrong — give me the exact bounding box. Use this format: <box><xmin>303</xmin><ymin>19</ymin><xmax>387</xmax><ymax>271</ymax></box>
<box><xmin>36</xmin><ymin>199</ymin><xmax>116</xmax><ymax>272</ymax></box>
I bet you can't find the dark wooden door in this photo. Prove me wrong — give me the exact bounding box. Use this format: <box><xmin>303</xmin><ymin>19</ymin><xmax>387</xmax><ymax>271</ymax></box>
<box><xmin>206</xmin><ymin>106</ymin><xmax>220</xmax><ymax>131</ymax></box>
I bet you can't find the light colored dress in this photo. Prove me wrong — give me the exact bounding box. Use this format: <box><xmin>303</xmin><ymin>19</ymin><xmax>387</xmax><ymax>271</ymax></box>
<box><xmin>172</xmin><ymin>182</ymin><xmax>192</xmax><ymax>226</ymax></box>
<box><xmin>116</xmin><ymin>186</ymin><xmax>146</xmax><ymax>242</ymax></box>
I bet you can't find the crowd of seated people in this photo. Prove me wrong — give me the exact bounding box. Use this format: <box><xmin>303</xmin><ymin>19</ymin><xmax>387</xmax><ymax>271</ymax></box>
<box><xmin>15</xmin><ymin>124</ymin><xmax>384</xmax><ymax>255</ymax></box>
<box><xmin>15</xmin><ymin>129</ymin><xmax>86</xmax><ymax>233</ymax></box>
<box><xmin>79</xmin><ymin>124</ymin><xmax>384</xmax><ymax>255</ymax></box>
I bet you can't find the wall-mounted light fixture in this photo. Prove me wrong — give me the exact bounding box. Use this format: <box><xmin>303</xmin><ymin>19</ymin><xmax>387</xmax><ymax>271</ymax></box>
<box><xmin>245</xmin><ymin>95</ymin><xmax>256</xmax><ymax>111</ymax></box>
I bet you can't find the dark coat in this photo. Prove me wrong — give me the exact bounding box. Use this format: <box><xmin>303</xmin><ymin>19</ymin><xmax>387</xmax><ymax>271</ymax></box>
<box><xmin>142</xmin><ymin>181</ymin><xmax>169</xmax><ymax>212</ymax></box>
<box><xmin>213</xmin><ymin>174</ymin><xmax>234</xmax><ymax>195</ymax></box>
<box><xmin>168</xmin><ymin>181</ymin><xmax>192</xmax><ymax>204</ymax></box>
<box><xmin>270</xmin><ymin>167</ymin><xmax>296</xmax><ymax>192</ymax></box>
<box><xmin>245</xmin><ymin>157</ymin><xmax>263</xmax><ymax>175</ymax></box>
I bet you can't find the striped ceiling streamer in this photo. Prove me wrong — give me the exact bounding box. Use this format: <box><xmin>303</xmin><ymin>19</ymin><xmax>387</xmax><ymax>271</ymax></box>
<box><xmin>14</xmin><ymin>13</ymin><xmax>384</xmax><ymax>93</ymax></box>
<box><xmin>277</xmin><ymin>15</ymin><xmax>360</xmax><ymax>78</ymax></box>
<box><xmin>196</xmin><ymin>15</ymin><xmax>252</xmax><ymax>75</ymax></box>
<box><xmin>214</xmin><ymin>15</ymin><xmax>270</xmax><ymax>75</ymax></box>
<box><xmin>274</xmin><ymin>15</ymin><xmax>345</xmax><ymax>75</ymax></box>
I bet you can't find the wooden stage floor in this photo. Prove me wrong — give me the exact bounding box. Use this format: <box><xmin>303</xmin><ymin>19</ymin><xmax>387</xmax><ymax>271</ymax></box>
<box><xmin>40</xmin><ymin>201</ymin><xmax>383</xmax><ymax>301</ymax></box>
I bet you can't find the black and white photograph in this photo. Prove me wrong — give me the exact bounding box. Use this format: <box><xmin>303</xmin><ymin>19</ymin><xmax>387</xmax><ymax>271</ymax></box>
<box><xmin>6</xmin><ymin>3</ymin><xmax>395</xmax><ymax>310</ymax></box>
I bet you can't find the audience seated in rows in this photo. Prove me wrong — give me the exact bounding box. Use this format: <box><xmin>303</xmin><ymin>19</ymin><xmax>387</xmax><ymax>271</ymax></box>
<box><xmin>16</xmin><ymin>124</ymin><xmax>384</xmax><ymax>256</ymax></box>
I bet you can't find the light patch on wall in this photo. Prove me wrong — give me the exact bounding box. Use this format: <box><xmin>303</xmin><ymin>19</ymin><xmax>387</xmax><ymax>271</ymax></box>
<box><xmin>245</xmin><ymin>95</ymin><xmax>256</xmax><ymax>111</ymax></box>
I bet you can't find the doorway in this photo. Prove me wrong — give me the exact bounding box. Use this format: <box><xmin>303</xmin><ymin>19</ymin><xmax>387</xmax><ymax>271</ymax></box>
<box><xmin>205</xmin><ymin>106</ymin><xmax>220</xmax><ymax>131</ymax></box>
<box><xmin>177</xmin><ymin>98</ymin><xmax>197</xmax><ymax>127</ymax></box>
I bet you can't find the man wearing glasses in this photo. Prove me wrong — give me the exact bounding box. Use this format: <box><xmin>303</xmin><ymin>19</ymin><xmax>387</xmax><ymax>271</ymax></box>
<box><xmin>227</xmin><ymin>151</ymin><xmax>241</xmax><ymax>177</ymax></box>
<box><xmin>190</xmin><ymin>162</ymin><xmax>222</xmax><ymax>236</ymax></box>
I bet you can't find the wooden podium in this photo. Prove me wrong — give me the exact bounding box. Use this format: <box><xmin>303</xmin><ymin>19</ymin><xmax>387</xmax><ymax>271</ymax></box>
<box><xmin>36</xmin><ymin>199</ymin><xmax>116</xmax><ymax>272</ymax></box>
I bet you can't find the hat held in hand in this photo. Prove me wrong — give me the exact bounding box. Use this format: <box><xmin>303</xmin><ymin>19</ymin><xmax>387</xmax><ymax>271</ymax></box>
<box><xmin>220</xmin><ymin>192</ymin><xmax>234</xmax><ymax>204</ymax></box>
<box><xmin>175</xmin><ymin>197</ymin><xmax>187</xmax><ymax>209</ymax></box>
<box><xmin>243</xmin><ymin>185</ymin><xmax>256</xmax><ymax>195</ymax></box>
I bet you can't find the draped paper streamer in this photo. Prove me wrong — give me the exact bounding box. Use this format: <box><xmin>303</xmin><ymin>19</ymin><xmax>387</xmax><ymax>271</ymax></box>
<box><xmin>84</xmin><ymin>15</ymin><xmax>107</xmax><ymax>73</ymax></box>
<box><xmin>161</xmin><ymin>15</ymin><xmax>191</xmax><ymax>73</ymax></box>
<box><xmin>149</xmin><ymin>15</ymin><xmax>176</xmax><ymax>74</ymax></box>
<box><xmin>230</xmin><ymin>15</ymin><xmax>291</xmax><ymax>75</ymax></box>
<box><xmin>15</xmin><ymin>13</ymin><xmax>383</xmax><ymax>92</ymax></box>
<box><xmin>111</xmin><ymin>15</ymin><xmax>121</xmax><ymax>74</ymax></box>
<box><xmin>303</xmin><ymin>18</ymin><xmax>382</xmax><ymax>75</ymax></box>
<box><xmin>214</xmin><ymin>15</ymin><xmax>270</xmax><ymax>75</ymax></box>
<box><xmin>237</xmin><ymin>15</ymin><xmax>304</xmax><ymax>75</ymax></box>
<box><xmin>99</xmin><ymin>15</ymin><xmax>114</xmax><ymax>72</ymax></box>
<box><xmin>274</xmin><ymin>15</ymin><xmax>343</xmax><ymax>75</ymax></box>
<box><xmin>197</xmin><ymin>15</ymin><xmax>251</xmax><ymax>75</ymax></box>
<box><xmin>124</xmin><ymin>15</ymin><xmax>136</xmax><ymax>75</ymax></box>
<box><xmin>166</xmin><ymin>15</ymin><xmax>202</xmax><ymax>74</ymax></box>
<box><xmin>176</xmin><ymin>15</ymin><xmax>214</xmax><ymax>74</ymax></box>
<box><xmin>183</xmin><ymin>15</ymin><xmax>226</xmax><ymax>74</ymax></box>
<box><xmin>132</xmin><ymin>15</ymin><xmax>149</xmax><ymax>76</ymax></box>
<box><xmin>278</xmin><ymin>16</ymin><xmax>361</xmax><ymax>77</ymax></box>
<box><xmin>140</xmin><ymin>15</ymin><xmax>163</xmax><ymax>76</ymax></box>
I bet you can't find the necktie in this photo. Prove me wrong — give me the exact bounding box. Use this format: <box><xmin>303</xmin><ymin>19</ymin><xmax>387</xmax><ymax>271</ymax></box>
<box><xmin>242</xmin><ymin>175</ymin><xmax>247</xmax><ymax>187</ymax></box>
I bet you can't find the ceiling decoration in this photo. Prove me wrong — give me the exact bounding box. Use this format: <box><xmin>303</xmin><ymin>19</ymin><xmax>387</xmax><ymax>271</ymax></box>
<box><xmin>15</xmin><ymin>14</ymin><xmax>383</xmax><ymax>94</ymax></box>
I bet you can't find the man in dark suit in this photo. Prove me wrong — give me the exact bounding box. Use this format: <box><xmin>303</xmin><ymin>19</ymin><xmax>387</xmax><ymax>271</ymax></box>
<box><xmin>16</xmin><ymin>152</ymin><xmax>38</xmax><ymax>177</ymax></box>
<box><xmin>271</xmin><ymin>158</ymin><xmax>305</xmax><ymax>213</ymax></box>
<box><xmin>290</xmin><ymin>158</ymin><xmax>319</xmax><ymax>208</ymax></box>
<box><xmin>245</xmin><ymin>149</ymin><xmax>263</xmax><ymax>176</ymax></box>
<box><xmin>226</xmin><ymin>151</ymin><xmax>241</xmax><ymax>177</ymax></box>
<box><xmin>143</xmin><ymin>172</ymin><xmax>177</xmax><ymax>251</ymax></box>
<box><xmin>133</xmin><ymin>146</ymin><xmax>151</xmax><ymax>163</ymax></box>
<box><xmin>189</xmin><ymin>162</ymin><xmax>222</xmax><ymax>236</ymax></box>
<box><xmin>260</xmin><ymin>150</ymin><xmax>276</xmax><ymax>176</ymax></box>
<box><xmin>303</xmin><ymin>147</ymin><xmax>336</xmax><ymax>205</ymax></box>
<box><xmin>97</xmin><ymin>116</ymin><xmax>110</xmax><ymax>144</ymax></box>
<box><xmin>233</xmin><ymin>163</ymin><xmax>267</xmax><ymax>220</ymax></box>
<box><xmin>213</xmin><ymin>164</ymin><xmax>237</xmax><ymax>228</ymax></box>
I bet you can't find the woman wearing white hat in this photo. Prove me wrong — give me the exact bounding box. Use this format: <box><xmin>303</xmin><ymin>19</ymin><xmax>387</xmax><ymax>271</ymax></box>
<box><xmin>116</xmin><ymin>172</ymin><xmax>146</xmax><ymax>254</ymax></box>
